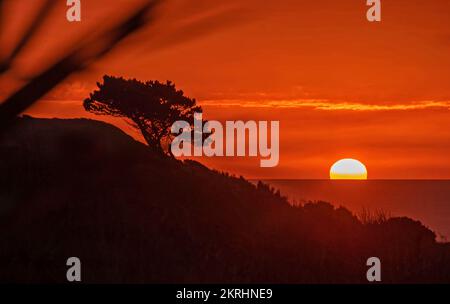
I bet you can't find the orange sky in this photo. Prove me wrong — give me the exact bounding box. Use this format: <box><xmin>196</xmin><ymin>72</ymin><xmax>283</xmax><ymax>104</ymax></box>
<box><xmin>1</xmin><ymin>0</ymin><xmax>450</xmax><ymax>179</ymax></box>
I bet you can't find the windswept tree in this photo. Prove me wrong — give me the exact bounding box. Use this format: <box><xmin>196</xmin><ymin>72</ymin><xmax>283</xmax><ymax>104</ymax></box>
<box><xmin>84</xmin><ymin>75</ymin><xmax>202</xmax><ymax>155</ymax></box>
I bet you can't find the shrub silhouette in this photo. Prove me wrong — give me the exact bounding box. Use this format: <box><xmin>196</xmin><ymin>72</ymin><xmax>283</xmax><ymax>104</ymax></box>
<box><xmin>84</xmin><ymin>75</ymin><xmax>202</xmax><ymax>155</ymax></box>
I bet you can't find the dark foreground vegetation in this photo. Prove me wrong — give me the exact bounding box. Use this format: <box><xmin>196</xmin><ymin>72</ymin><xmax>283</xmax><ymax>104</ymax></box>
<box><xmin>0</xmin><ymin>117</ymin><xmax>449</xmax><ymax>283</ymax></box>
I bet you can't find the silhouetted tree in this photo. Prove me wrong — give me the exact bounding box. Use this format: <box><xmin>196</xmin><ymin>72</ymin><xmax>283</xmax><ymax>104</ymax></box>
<box><xmin>84</xmin><ymin>75</ymin><xmax>202</xmax><ymax>155</ymax></box>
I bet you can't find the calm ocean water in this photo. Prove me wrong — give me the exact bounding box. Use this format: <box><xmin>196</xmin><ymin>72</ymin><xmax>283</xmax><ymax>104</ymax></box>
<box><xmin>260</xmin><ymin>180</ymin><xmax>450</xmax><ymax>240</ymax></box>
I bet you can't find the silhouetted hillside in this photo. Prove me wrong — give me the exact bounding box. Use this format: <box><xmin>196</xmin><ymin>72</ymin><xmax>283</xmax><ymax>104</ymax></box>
<box><xmin>0</xmin><ymin>117</ymin><xmax>449</xmax><ymax>283</ymax></box>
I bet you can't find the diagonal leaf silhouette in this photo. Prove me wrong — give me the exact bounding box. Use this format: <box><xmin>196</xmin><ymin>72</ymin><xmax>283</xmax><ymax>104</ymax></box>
<box><xmin>0</xmin><ymin>0</ymin><xmax>55</xmax><ymax>73</ymax></box>
<box><xmin>0</xmin><ymin>0</ymin><xmax>161</xmax><ymax>133</ymax></box>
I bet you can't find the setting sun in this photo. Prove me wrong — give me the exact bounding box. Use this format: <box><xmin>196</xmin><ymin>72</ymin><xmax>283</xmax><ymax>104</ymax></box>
<box><xmin>330</xmin><ymin>159</ymin><xmax>368</xmax><ymax>180</ymax></box>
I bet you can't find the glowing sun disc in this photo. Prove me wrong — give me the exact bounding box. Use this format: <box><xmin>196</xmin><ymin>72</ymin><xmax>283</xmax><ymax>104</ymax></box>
<box><xmin>330</xmin><ymin>158</ymin><xmax>367</xmax><ymax>180</ymax></box>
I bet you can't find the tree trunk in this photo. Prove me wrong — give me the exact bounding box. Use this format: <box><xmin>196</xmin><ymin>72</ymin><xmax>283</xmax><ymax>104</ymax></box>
<box><xmin>139</xmin><ymin>129</ymin><xmax>162</xmax><ymax>154</ymax></box>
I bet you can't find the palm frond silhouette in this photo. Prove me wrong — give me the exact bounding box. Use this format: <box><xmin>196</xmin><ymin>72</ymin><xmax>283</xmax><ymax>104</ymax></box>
<box><xmin>0</xmin><ymin>0</ymin><xmax>55</xmax><ymax>73</ymax></box>
<box><xmin>0</xmin><ymin>0</ymin><xmax>161</xmax><ymax>132</ymax></box>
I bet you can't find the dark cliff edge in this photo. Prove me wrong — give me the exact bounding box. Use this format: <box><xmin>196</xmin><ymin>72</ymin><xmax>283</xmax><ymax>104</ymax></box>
<box><xmin>0</xmin><ymin>117</ymin><xmax>449</xmax><ymax>283</ymax></box>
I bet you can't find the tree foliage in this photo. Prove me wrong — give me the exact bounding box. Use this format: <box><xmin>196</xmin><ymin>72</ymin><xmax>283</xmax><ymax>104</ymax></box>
<box><xmin>84</xmin><ymin>76</ymin><xmax>202</xmax><ymax>155</ymax></box>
